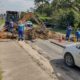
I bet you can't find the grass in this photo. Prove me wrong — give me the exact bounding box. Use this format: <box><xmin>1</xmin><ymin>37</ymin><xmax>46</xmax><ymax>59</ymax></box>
<box><xmin>0</xmin><ymin>68</ymin><xmax>2</xmax><ymax>80</ymax></box>
<box><xmin>50</xmin><ymin>28</ymin><xmax>66</xmax><ymax>34</ymax></box>
<box><xmin>0</xmin><ymin>19</ymin><xmax>5</xmax><ymax>26</ymax></box>
<box><xmin>39</xmin><ymin>16</ymin><xmax>51</xmax><ymax>20</ymax></box>
<box><xmin>0</xmin><ymin>73</ymin><xmax>2</xmax><ymax>80</ymax></box>
<box><xmin>50</xmin><ymin>28</ymin><xmax>75</xmax><ymax>35</ymax></box>
<box><xmin>0</xmin><ymin>19</ymin><xmax>6</xmax><ymax>80</ymax></box>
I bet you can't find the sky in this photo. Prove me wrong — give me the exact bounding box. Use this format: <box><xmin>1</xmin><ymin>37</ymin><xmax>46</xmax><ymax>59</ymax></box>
<box><xmin>0</xmin><ymin>0</ymin><xmax>35</xmax><ymax>13</ymax></box>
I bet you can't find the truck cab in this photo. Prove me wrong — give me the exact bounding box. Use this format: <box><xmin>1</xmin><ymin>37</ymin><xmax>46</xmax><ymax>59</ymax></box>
<box><xmin>5</xmin><ymin>11</ymin><xmax>19</xmax><ymax>31</ymax></box>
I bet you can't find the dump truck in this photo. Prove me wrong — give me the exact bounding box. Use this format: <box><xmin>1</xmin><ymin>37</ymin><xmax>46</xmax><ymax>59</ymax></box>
<box><xmin>5</xmin><ymin>11</ymin><xmax>19</xmax><ymax>31</ymax></box>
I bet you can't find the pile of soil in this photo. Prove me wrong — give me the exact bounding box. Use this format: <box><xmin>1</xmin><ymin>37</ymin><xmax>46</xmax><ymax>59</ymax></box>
<box><xmin>0</xmin><ymin>31</ymin><xmax>17</xmax><ymax>39</ymax></box>
<box><xmin>25</xmin><ymin>27</ymin><xmax>58</xmax><ymax>40</ymax></box>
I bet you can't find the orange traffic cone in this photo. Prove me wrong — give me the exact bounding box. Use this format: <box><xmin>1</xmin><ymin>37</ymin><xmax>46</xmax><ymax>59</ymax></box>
<box><xmin>58</xmin><ymin>35</ymin><xmax>62</xmax><ymax>42</ymax></box>
<box><xmin>62</xmin><ymin>36</ymin><xmax>65</xmax><ymax>41</ymax></box>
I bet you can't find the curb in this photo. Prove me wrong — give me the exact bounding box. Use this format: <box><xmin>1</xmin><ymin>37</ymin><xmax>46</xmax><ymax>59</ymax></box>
<box><xmin>18</xmin><ymin>41</ymin><xmax>58</xmax><ymax>80</ymax></box>
<box><xmin>50</xmin><ymin>40</ymin><xmax>65</xmax><ymax>48</ymax></box>
<box><xmin>0</xmin><ymin>39</ymin><xmax>11</xmax><ymax>42</ymax></box>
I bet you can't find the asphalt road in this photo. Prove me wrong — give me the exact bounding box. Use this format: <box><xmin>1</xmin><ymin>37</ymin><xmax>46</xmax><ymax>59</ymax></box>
<box><xmin>30</xmin><ymin>39</ymin><xmax>80</xmax><ymax>80</ymax></box>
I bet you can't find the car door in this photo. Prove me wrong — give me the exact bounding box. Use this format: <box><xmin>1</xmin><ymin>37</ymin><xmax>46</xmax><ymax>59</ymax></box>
<box><xmin>75</xmin><ymin>45</ymin><xmax>80</xmax><ymax>67</ymax></box>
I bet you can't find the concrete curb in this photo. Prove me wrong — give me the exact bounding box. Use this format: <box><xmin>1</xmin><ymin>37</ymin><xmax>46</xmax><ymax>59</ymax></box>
<box><xmin>0</xmin><ymin>39</ymin><xmax>11</xmax><ymax>42</ymax></box>
<box><xmin>18</xmin><ymin>41</ymin><xmax>58</xmax><ymax>80</ymax></box>
<box><xmin>50</xmin><ymin>40</ymin><xmax>65</xmax><ymax>48</ymax></box>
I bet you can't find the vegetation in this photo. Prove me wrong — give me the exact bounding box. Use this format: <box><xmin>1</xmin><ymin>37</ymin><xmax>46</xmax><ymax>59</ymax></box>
<box><xmin>34</xmin><ymin>0</ymin><xmax>80</xmax><ymax>30</ymax></box>
<box><xmin>0</xmin><ymin>19</ymin><xmax>5</xmax><ymax>26</ymax></box>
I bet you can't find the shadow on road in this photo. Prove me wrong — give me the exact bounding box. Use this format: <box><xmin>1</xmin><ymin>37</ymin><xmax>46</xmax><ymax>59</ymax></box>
<box><xmin>50</xmin><ymin>59</ymin><xmax>80</xmax><ymax>80</ymax></box>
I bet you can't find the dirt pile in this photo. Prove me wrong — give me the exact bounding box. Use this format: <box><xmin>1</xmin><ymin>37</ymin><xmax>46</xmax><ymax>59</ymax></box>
<box><xmin>0</xmin><ymin>31</ymin><xmax>8</xmax><ymax>39</ymax></box>
<box><xmin>25</xmin><ymin>27</ymin><xmax>60</xmax><ymax>40</ymax></box>
<box><xmin>0</xmin><ymin>26</ymin><xmax>65</xmax><ymax>40</ymax></box>
<box><xmin>0</xmin><ymin>31</ymin><xmax>17</xmax><ymax>39</ymax></box>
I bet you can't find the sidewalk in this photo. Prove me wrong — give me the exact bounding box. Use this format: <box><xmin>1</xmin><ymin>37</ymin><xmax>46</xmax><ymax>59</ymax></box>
<box><xmin>0</xmin><ymin>40</ymin><xmax>53</xmax><ymax>80</ymax></box>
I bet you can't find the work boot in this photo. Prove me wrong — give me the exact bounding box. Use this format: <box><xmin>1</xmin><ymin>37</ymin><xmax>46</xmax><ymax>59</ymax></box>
<box><xmin>18</xmin><ymin>38</ymin><xmax>20</xmax><ymax>41</ymax></box>
<box><xmin>21</xmin><ymin>38</ymin><xmax>24</xmax><ymax>41</ymax></box>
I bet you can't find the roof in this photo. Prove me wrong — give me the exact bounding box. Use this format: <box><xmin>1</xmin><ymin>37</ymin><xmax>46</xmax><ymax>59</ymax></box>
<box><xmin>6</xmin><ymin>11</ymin><xmax>18</xmax><ymax>14</ymax></box>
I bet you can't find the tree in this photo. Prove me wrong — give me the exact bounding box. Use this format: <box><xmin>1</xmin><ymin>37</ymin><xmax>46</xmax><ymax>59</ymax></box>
<box><xmin>35</xmin><ymin>0</ymin><xmax>49</xmax><ymax>7</ymax></box>
<box><xmin>35</xmin><ymin>0</ymin><xmax>49</xmax><ymax>14</ymax></box>
<box><xmin>34</xmin><ymin>0</ymin><xmax>80</xmax><ymax>29</ymax></box>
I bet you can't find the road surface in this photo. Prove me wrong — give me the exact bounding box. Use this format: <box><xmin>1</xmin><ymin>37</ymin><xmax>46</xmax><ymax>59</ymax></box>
<box><xmin>29</xmin><ymin>39</ymin><xmax>80</xmax><ymax>80</ymax></box>
<box><xmin>0</xmin><ymin>40</ymin><xmax>53</xmax><ymax>80</ymax></box>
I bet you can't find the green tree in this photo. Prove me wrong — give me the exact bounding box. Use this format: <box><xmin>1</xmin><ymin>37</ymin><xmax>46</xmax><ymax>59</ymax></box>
<box><xmin>35</xmin><ymin>0</ymin><xmax>49</xmax><ymax>14</ymax></box>
<box><xmin>34</xmin><ymin>0</ymin><xmax>80</xmax><ymax>30</ymax></box>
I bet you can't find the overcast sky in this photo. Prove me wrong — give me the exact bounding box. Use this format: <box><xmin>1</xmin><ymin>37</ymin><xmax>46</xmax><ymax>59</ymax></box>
<box><xmin>0</xmin><ymin>0</ymin><xmax>35</xmax><ymax>13</ymax></box>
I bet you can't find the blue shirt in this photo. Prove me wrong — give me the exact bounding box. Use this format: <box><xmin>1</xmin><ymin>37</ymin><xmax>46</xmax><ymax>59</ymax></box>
<box><xmin>66</xmin><ymin>27</ymin><xmax>72</xmax><ymax>35</ymax></box>
<box><xmin>76</xmin><ymin>31</ymin><xmax>80</xmax><ymax>37</ymax></box>
<box><xmin>18</xmin><ymin>24</ymin><xmax>24</xmax><ymax>32</ymax></box>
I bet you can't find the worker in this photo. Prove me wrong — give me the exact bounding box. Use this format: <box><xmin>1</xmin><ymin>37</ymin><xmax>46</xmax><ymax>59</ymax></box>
<box><xmin>75</xmin><ymin>28</ymin><xmax>80</xmax><ymax>41</ymax></box>
<box><xmin>18</xmin><ymin>21</ymin><xmax>25</xmax><ymax>41</ymax></box>
<box><xmin>25</xmin><ymin>21</ymin><xmax>33</xmax><ymax>30</ymax></box>
<box><xmin>66</xmin><ymin>25</ymin><xmax>72</xmax><ymax>40</ymax></box>
<box><xmin>10</xmin><ymin>20</ymin><xmax>14</xmax><ymax>33</ymax></box>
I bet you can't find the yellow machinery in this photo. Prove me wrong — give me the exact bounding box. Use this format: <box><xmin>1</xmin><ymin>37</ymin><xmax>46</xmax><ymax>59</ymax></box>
<box><xmin>21</xmin><ymin>12</ymin><xmax>46</xmax><ymax>30</ymax></box>
<box><xmin>20</xmin><ymin>12</ymin><xmax>48</xmax><ymax>40</ymax></box>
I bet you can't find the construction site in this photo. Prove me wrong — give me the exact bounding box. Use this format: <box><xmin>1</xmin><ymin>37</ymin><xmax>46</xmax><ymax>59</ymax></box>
<box><xmin>0</xmin><ymin>10</ymin><xmax>79</xmax><ymax>80</ymax></box>
<box><xmin>0</xmin><ymin>11</ymin><xmax>64</xmax><ymax>41</ymax></box>
<box><xmin>0</xmin><ymin>0</ymin><xmax>80</xmax><ymax>79</ymax></box>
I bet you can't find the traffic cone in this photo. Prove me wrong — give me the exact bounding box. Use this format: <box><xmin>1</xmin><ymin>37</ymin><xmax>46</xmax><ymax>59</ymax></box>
<box><xmin>58</xmin><ymin>35</ymin><xmax>62</xmax><ymax>42</ymax></box>
<box><xmin>73</xmin><ymin>36</ymin><xmax>77</xmax><ymax>42</ymax></box>
<box><xmin>62</xmin><ymin>35</ymin><xmax>65</xmax><ymax>41</ymax></box>
<box><xmin>68</xmin><ymin>38</ymin><xmax>70</xmax><ymax>42</ymax></box>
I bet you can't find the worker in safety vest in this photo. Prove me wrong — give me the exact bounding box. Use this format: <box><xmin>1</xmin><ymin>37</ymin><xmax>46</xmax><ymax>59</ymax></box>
<box><xmin>75</xmin><ymin>28</ymin><xmax>80</xmax><ymax>41</ymax></box>
<box><xmin>66</xmin><ymin>25</ymin><xmax>72</xmax><ymax>40</ymax></box>
<box><xmin>18</xmin><ymin>21</ymin><xmax>25</xmax><ymax>41</ymax></box>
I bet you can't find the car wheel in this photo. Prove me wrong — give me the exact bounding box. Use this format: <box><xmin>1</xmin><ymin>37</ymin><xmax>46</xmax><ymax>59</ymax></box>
<box><xmin>64</xmin><ymin>53</ymin><xmax>74</xmax><ymax>67</ymax></box>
